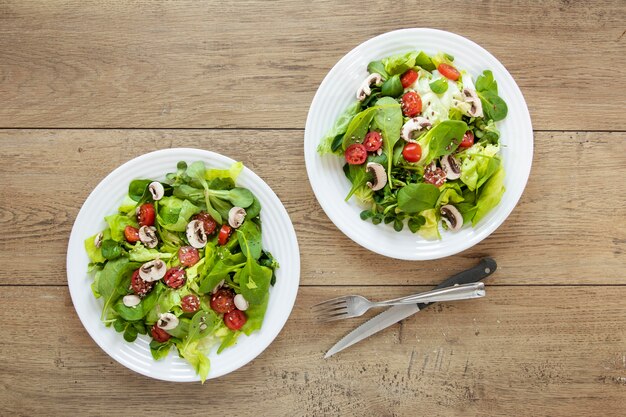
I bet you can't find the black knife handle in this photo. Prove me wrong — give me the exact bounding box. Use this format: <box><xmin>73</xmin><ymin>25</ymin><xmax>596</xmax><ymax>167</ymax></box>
<box><xmin>417</xmin><ymin>257</ymin><xmax>496</xmax><ymax>308</ymax></box>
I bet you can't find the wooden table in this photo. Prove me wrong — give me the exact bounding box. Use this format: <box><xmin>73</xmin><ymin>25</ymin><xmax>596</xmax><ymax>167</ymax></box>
<box><xmin>1</xmin><ymin>1</ymin><xmax>625</xmax><ymax>415</ymax></box>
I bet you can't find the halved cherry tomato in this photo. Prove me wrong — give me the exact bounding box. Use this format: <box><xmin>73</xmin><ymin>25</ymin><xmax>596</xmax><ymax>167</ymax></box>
<box><xmin>224</xmin><ymin>309</ymin><xmax>247</xmax><ymax>330</ymax></box>
<box><xmin>460</xmin><ymin>130</ymin><xmax>475</xmax><ymax>148</ymax></box>
<box><xmin>218</xmin><ymin>224</ymin><xmax>232</xmax><ymax>246</ymax></box>
<box><xmin>402</xmin><ymin>142</ymin><xmax>422</xmax><ymax>163</ymax></box>
<box><xmin>344</xmin><ymin>143</ymin><xmax>367</xmax><ymax>165</ymax></box>
<box><xmin>131</xmin><ymin>269</ymin><xmax>154</xmax><ymax>296</ymax></box>
<box><xmin>181</xmin><ymin>294</ymin><xmax>201</xmax><ymax>313</ymax></box>
<box><xmin>438</xmin><ymin>63</ymin><xmax>460</xmax><ymax>81</ymax></box>
<box><xmin>363</xmin><ymin>131</ymin><xmax>383</xmax><ymax>152</ymax></box>
<box><xmin>400</xmin><ymin>68</ymin><xmax>418</xmax><ymax>88</ymax></box>
<box><xmin>163</xmin><ymin>267</ymin><xmax>186</xmax><ymax>289</ymax></box>
<box><xmin>137</xmin><ymin>203</ymin><xmax>155</xmax><ymax>227</ymax></box>
<box><xmin>424</xmin><ymin>164</ymin><xmax>447</xmax><ymax>187</ymax></box>
<box><xmin>211</xmin><ymin>288</ymin><xmax>235</xmax><ymax>314</ymax></box>
<box><xmin>178</xmin><ymin>245</ymin><xmax>200</xmax><ymax>267</ymax></box>
<box><xmin>150</xmin><ymin>324</ymin><xmax>171</xmax><ymax>343</ymax></box>
<box><xmin>124</xmin><ymin>225</ymin><xmax>140</xmax><ymax>243</ymax></box>
<box><xmin>192</xmin><ymin>212</ymin><xmax>217</xmax><ymax>235</ymax></box>
<box><xmin>401</xmin><ymin>91</ymin><xmax>422</xmax><ymax>117</ymax></box>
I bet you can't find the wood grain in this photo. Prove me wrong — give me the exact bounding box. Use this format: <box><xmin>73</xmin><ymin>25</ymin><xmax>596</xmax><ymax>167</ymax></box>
<box><xmin>0</xmin><ymin>1</ymin><xmax>625</xmax><ymax>130</ymax></box>
<box><xmin>1</xmin><ymin>286</ymin><xmax>625</xmax><ymax>416</ymax></box>
<box><xmin>0</xmin><ymin>129</ymin><xmax>624</xmax><ymax>286</ymax></box>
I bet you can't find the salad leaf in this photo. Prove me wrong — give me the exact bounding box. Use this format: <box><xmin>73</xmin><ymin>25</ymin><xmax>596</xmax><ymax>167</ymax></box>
<box><xmin>206</xmin><ymin>161</ymin><xmax>244</xmax><ymax>182</ymax></box>
<box><xmin>397</xmin><ymin>183</ymin><xmax>440</xmax><ymax>214</ymax></box>
<box><xmin>475</xmin><ymin>70</ymin><xmax>508</xmax><ymax>122</ymax></box>
<box><xmin>341</xmin><ymin>106</ymin><xmax>378</xmax><ymax>150</ymax></box>
<box><xmin>318</xmin><ymin>101</ymin><xmax>362</xmax><ymax>155</ymax></box>
<box><xmin>100</xmin><ymin>239</ymin><xmax>122</xmax><ymax>260</ymax></box>
<box><xmin>417</xmin><ymin>120</ymin><xmax>467</xmax><ymax>166</ymax></box>
<box><xmin>105</xmin><ymin>214</ymin><xmax>137</xmax><ymax>241</ymax></box>
<box><xmin>128</xmin><ymin>243</ymin><xmax>174</xmax><ymax>262</ymax></box>
<box><xmin>237</xmin><ymin>220</ymin><xmax>262</xmax><ymax>260</ymax></box>
<box><xmin>150</xmin><ymin>340</ymin><xmax>173</xmax><ymax>360</ymax></box>
<box><xmin>238</xmin><ymin>234</ymin><xmax>273</xmax><ymax>305</ymax></box>
<box><xmin>217</xmin><ymin>330</ymin><xmax>240</xmax><ymax>354</ymax></box>
<box><xmin>382</xmin><ymin>51</ymin><xmax>418</xmax><ymax>75</ymax></box>
<box><xmin>418</xmin><ymin>209</ymin><xmax>441</xmax><ymax>240</ymax></box>
<box><xmin>429</xmin><ymin>78</ymin><xmax>449</xmax><ymax>94</ymax></box>
<box><xmin>414</xmin><ymin>51</ymin><xmax>436</xmax><ymax>72</ymax></box>
<box><xmin>157</xmin><ymin>196</ymin><xmax>200</xmax><ymax>232</ymax></box>
<box><xmin>381</xmin><ymin>74</ymin><xmax>403</xmax><ymax>97</ymax></box>
<box><xmin>114</xmin><ymin>299</ymin><xmax>144</xmax><ymax>321</ymax></box>
<box><xmin>473</xmin><ymin>165</ymin><xmax>505</xmax><ymax>225</ymax></box>
<box><xmin>344</xmin><ymin>164</ymin><xmax>372</xmax><ymax>203</ymax></box>
<box><xmin>475</xmin><ymin>70</ymin><xmax>498</xmax><ymax>94</ymax></box>
<box><xmin>372</xmin><ymin>97</ymin><xmax>403</xmax><ymax>187</ymax></box>
<box><xmin>97</xmin><ymin>257</ymin><xmax>140</xmax><ymax>321</ymax></box>
<box><xmin>245</xmin><ymin>196</ymin><xmax>262</xmax><ymax>219</ymax></box>
<box><xmin>459</xmin><ymin>143</ymin><xmax>501</xmax><ymax>191</ymax></box>
<box><xmin>367</xmin><ymin>60</ymin><xmax>389</xmax><ymax>79</ymax></box>
<box><xmin>436</xmin><ymin>183</ymin><xmax>464</xmax><ymax>208</ymax></box>
<box><xmin>197</xmin><ymin>252</ymin><xmax>246</xmax><ymax>294</ymax></box>
<box><xmin>128</xmin><ymin>179</ymin><xmax>152</xmax><ymax>202</ymax></box>
<box><xmin>85</xmin><ymin>233</ymin><xmax>106</xmax><ymax>264</ymax></box>
<box><xmin>241</xmin><ymin>292</ymin><xmax>269</xmax><ymax>336</ymax></box>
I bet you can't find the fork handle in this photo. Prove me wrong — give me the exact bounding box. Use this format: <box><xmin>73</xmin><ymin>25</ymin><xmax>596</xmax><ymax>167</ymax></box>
<box><xmin>377</xmin><ymin>282</ymin><xmax>485</xmax><ymax>306</ymax></box>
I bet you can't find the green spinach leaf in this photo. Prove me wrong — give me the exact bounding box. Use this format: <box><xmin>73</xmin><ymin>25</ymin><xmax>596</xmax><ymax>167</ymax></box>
<box><xmin>371</xmin><ymin>97</ymin><xmax>403</xmax><ymax>187</ymax></box>
<box><xmin>397</xmin><ymin>183</ymin><xmax>440</xmax><ymax>214</ymax></box>
<box><xmin>367</xmin><ymin>60</ymin><xmax>389</xmax><ymax>79</ymax></box>
<box><xmin>341</xmin><ymin>106</ymin><xmax>378</xmax><ymax>150</ymax></box>
<box><xmin>381</xmin><ymin>74</ymin><xmax>403</xmax><ymax>97</ymax></box>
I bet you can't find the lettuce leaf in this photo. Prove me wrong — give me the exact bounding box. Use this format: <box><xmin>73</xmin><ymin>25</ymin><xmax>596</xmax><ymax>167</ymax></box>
<box><xmin>459</xmin><ymin>144</ymin><xmax>501</xmax><ymax>191</ymax></box>
<box><xmin>382</xmin><ymin>51</ymin><xmax>419</xmax><ymax>75</ymax></box>
<box><xmin>156</xmin><ymin>196</ymin><xmax>200</xmax><ymax>232</ymax></box>
<box><xmin>206</xmin><ymin>161</ymin><xmax>244</xmax><ymax>182</ymax></box>
<box><xmin>105</xmin><ymin>214</ymin><xmax>137</xmax><ymax>241</ymax></box>
<box><xmin>318</xmin><ymin>101</ymin><xmax>362</xmax><ymax>155</ymax></box>
<box><xmin>473</xmin><ymin>165</ymin><xmax>505</xmax><ymax>225</ymax></box>
<box><xmin>417</xmin><ymin>209</ymin><xmax>441</xmax><ymax>240</ymax></box>
<box><xmin>128</xmin><ymin>243</ymin><xmax>174</xmax><ymax>262</ymax></box>
<box><xmin>241</xmin><ymin>292</ymin><xmax>269</xmax><ymax>336</ymax></box>
<box><xmin>417</xmin><ymin>120</ymin><xmax>467</xmax><ymax>166</ymax></box>
<box><xmin>85</xmin><ymin>233</ymin><xmax>106</xmax><ymax>263</ymax></box>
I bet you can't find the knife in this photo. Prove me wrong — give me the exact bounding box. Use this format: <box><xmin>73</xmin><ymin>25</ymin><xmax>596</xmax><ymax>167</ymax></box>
<box><xmin>324</xmin><ymin>257</ymin><xmax>497</xmax><ymax>358</ymax></box>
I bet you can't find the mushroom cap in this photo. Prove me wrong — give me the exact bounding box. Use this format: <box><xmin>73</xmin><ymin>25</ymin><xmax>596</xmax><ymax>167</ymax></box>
<box><xmin>356</xmin><ymin>73</ymin><xmax>383</xmax><ymax>101</ymax></box>
<box><xmin>366</xmin><ymin>162</ymin><xmax>387</xmax><ymax>191</ymax></box>
<box><xmin>234</xmin><ymin>294</ymin><xmax>249</xmax><ymax>311</ymax></box>
<box><xmin>440</xmin><ymin>154</ymin><xmax>462</xmax><ymax>180</ymax></box>
<box><xmin>228</xmin><ymin>207</ymin><xmax>247</xmax><ymax>229</ymax></box>
<box><xmin>138</xmin><ymin>226</ymin><xmax>159</xmax><ymax>248</ymax></box>
<box><xmin>462</xmin><ymin>88</ymin><xmax>484</xmax><ymax>118</ymax></box>
<box><xmin>186</xmin><ymin>219</ymin><xmax>208</xmax><ymax>248</ymax></box>
<box><xmin>401</xmin><ymin>117</ymin><xmax>431</xmax><ymax>142</ymax></box>
<box><xmin>148</xmin><ymin>181</ymin><xmax>165</xmax><ymax>201</ymax></box>
<box><xmin>139</xmin><ymin>259</ymin><xmax>167</xmax><ymax>282</ymax></box>
<box><xmin>157</xmin><ymin>312</ymin><xmax>179</xmax><ymax>330</ymax></box>
<box><xmin>122</xmin><ymin>294</ymin><xmax>141</xmax><ymax>307</ymax></box>
<box><xmin>440</xmin><ymin>205</ymin><xmax>463</xmax><ymax>231</ymax></box>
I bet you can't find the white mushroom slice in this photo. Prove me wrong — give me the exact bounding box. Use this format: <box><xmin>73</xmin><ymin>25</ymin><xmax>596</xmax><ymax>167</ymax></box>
<box><xmin>185</xmin><ymin>219</ymin><xmax>208</xmax><ymax>248</ymax></box>
<box><xmin>440</xmin><ymin>205</ymin><xmax>463</xmax><ymax>231</ymax></box>
<box><xmin>356</xmin><ymin>73</ymin><xmax>383</xmax><ymax>101</ymax></box>
<box><xmin>94</xmin><ymin>232</ymin><xmax>103</xmax><ymax>248</ymax></box>
<box><xmin>212</xmin><ymin>279</ymin><xmax>225</xmax><ymax>294</ymax></box>
<box><xmin>365</xmin><ymin>162</ymin><xmax>387</xmax><ymax>191</ymax></box>
<box><xmin>234</xmin><ymin>294</ymin><xmax>249</xmax><ymax>311</ymax></box>
<box><xmin>440</xmin><ymin>154</ymin><xmax>462</xmax><ymax>180</ymax></box>
<box><xmin>228</xmin><ymin>207</ymin><xmax>247</xmax><ymax>229</ymax></box>
<box><xmin>157</xmin><ymin>313</ymin><xmax>179</xmax><ymax>330</ymax></box>
<box><xmin>148</xmin><ymin>182</ymin><xmax>165</xmax><ymax>201</ymax></box>
<box><xmin>139</xmin><ymin>259</ymin><xmax>167</xmax><ymax>282</ymax></box>
<box><xmin>122</xmin><ymin>294</ymin><xmax>141</xmax><ymax>308</ymax></box>
<box><xmin>401</xmin><ymin>117</ymin><xmax>431</xmax><ymax>142</ymax></box>
<box><xmin>139</xmin><ymin>225</ymin><xmax>159</xmax><ymax>248</ymax></box>
<box><xmin>462</xmin><ymin>88</ymin><xmax>483</xmax><ymax>118</ymax></box>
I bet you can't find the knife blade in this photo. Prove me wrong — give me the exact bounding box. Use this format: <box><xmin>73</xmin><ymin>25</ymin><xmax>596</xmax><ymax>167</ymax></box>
<box><xmin>324</xmin><ymin>257</ymin><xmax>497</xmax><ymax>358</ymax></box>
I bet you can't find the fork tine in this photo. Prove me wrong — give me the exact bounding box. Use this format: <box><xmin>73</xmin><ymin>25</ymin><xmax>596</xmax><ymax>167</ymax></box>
<box><xmin>318</xmin><ymin>309</ymin><xmax>350</xmax><ymax>322</ymax></box>
<box><xmin>311</xmin><ymin>297</ymin><xmax>348</xmax><ymax>310</ymax></box>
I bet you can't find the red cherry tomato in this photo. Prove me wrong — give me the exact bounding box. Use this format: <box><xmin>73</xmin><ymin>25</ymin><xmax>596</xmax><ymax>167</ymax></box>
<box><xmin>400</xmin><ymin>68</ymin><xmax>418</xmax><ymax>88</ymax></box>
<box><xmin>218</xmin><ymin>224</ymin><xmax>232</xmax><ymax>246</ymax></box>
<box><xmin>181</xmin><ymin>294</ymin><xmax>201</xmax><ymax>313</ymax></box>
<box><xmin>224</xmin><ymin>309</ymin><xmax>247</xmax><ymax>330</ymax></box>
<box><xmin>210</xmin><ymin>288</ymin><xmax>236</xmax><ymax>314</ymax></box>
<box><xmin>460</xmin><ymin>130</ymin><xmax>475</xmax><ymax>148</ymax></box>
<box><xmin>192</xmin><ymin>212</ymin><xmax>217</xmax><ymax>235</ymax></box>
<box><xmin>163</xmin><ymin>267</ymin><xmax>186</xmax><ymax>289</ymax></box>
<box><xmin>131</xmin><ymin>269</ymin><xmax>154</xmax><ymax>296</ymax></box>
<box><xmin>344</xmin><ymin>143</ymin><xmax>368</xmax><ymax>165</ymax></box>
<box><xmin>363</xmin><ymin>131</ymin><xmax>383</xmax><ymax>152</ymax></box>
<box><xmin>424</xmin><ymin>164</ymin><xmax>447</xmax><ymax>187</ymax></box>
<box><xmin>178</xmin><ymin>246</ymin><xmax>200</xmax><ymax>267</ymax></box>
<box><xmin>401</xmin><ymin>91</ymin><xmax>422</xmax><ymax>117</ymax></box>
<box><xmin>137</xmin><ymin>203</ymin><xmax>155</xmax><ymax>227</ymax></box>
<box><xmin>124</xmin><ymin>225</ymin><xmax>140</xmax><ymax>243</ymax></box>
<box><xmin>438</xmin><ymin>63</ymin><xmax>460</xmax><ymax>81</ymax></box>
<box><xmin>150</xmin><ymin>324</ymin><xmax>171</xmax><ymax>343</ymax></box>
<box><xmin>402</xmin><ymin>142</ymin><xmax>422</xmax><ymax>163</ymax></box>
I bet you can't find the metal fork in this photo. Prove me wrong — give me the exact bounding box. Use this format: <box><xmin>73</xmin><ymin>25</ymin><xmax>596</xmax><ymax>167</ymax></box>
<box><xmin>312</xmin><ymin>282</ymin><xmax>485</xmax><ymax>322</ymax></box>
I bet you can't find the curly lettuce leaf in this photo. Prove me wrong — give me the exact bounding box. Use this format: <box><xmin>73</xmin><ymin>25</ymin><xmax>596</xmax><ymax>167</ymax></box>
<box><xmin>473</xmin><ymin>165</ymin><xmax>505</xmax><ymax>225</ymax></box>
<box><xmin>206</xmin><ymin>162</ymin><xmax>244</xmax><ymax>182</ymax></box>
<box><xmin>382</xmin><ymin>51</ymin><xmax>419</xmax><ymax>75</ymax></box>
<box><xmin>417</xmin><ymin>209</ymin><xmax>441</xmax><ymax>240</ymax></box>
<box><xmin>318</xmin><ymin>101</ymin><xmax>362</xmax><ymax>155</ymax></box>
<box><xmin>105</xmin><ymin>214</ymin><xmax>137</xmax><ymax>241</ymax></box>
<box><xmin>459</xmin><ymin>143</ymin><xmax>501</xmax><ymax>191</ymax></box>
<box><xmin>156</xmin><ymin>196</ymin><xmax>200</xmax><ymax>232</ymax></box>
<box><xmin>128</xmin><ymin>243</ymin><xmax>174</xmax><ymax>262</ymax></box>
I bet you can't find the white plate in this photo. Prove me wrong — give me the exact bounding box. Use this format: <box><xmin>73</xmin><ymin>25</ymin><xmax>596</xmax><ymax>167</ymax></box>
<box><xmin>304</xmin><ymin>28</ymin><xmax>533</xmax><ymax>260</ymax></box>
<box><xmin>67</xmin><ymin>148</ymin><xmax>300</xmax><ymax>381</ymax></box>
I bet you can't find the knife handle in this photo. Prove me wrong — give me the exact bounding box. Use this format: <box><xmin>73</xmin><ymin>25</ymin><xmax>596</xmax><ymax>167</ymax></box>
<box><xmin>434</xmin><ymin>258</ymin><xmax>497</xmax><ymax>290</ymax></box>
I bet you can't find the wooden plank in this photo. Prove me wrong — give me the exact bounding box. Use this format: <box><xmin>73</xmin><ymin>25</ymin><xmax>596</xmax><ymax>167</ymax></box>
<box><xmin>0</xmin><ymin>286</ymin><xmax>625</xmax><ymax>416</ymax></box>
<box><xmin>0</xmin><ymin>1</ymin><xmax>625</xmax><ymax>130</ymax></box>
<box><xmin>0</xmin><ymin>130</ymin><xmax>624</xmax><ymax>286</ymax></box>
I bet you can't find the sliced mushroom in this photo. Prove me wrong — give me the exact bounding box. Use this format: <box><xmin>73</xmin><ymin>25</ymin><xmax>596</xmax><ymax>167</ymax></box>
<box><xmin>440</xmin><ymin>154</ymin><xmax>462</xmax><ymax>180</ymax></box>
<box><xmin>157</xmin><ymin>312</ymin><xmax>179</xmax><ymax>330</ymax></box>
<box><xmin>234</xmin><ymin>294</ymin><xmax>249</xmax><ymax>311</ymax></box>
<box><xmin>148</xmin><ymin>181</ymin><xmax>165</xmax><ymax>200</ymax></box>
<box><xmin>212</xmin><ymin>279</ymin><xmax>225</xmax><ymax>294</ymax></box>
<box><xmin>401</xmin><ymin>117</ymin><xmax>431</xmax><ymax>142</ymax></box>
<box><xmin>139</xmin><ymin>225</ymin><xmax>159</xmax><ymax>248</ymax></box>
<box><xmin>139</xmin><ymin>259</ymin><xmax>167</xmax><ymax>282</ymax></box>
<box><xmin>122</xmin><ymin>294</ymin><xmax>141</xmax><ymax>308</ymax></box>
<box><xmin>356</xmin><ymin>73</ymin><xmax>383</xmax><ymax>101</ymax></box>
<box><xmin>228</xmin><ymin>207</ymin><xmax>247</xmax><ymax>229</ymax></box>
<box><xmin>366</xmin><ymin>162</ymin><xmax>387</xmax><ymax>191</ymax></box>
<box><xmin>186</xmin><ymin>220</ymin><xmax>207</xmax><ymax>249</ymax></box>
<box><xmin>440</xmin><ymin>205</ymin><xmax>463</xmax><ymax>231</ymax></box>
<box><xmin>462</xmin><ymin>88</ymin><xmax>483</xmax><ymax>118</ymax></box>
<box><xmin>94</xmin><ymin>232</ymin><xmax>103</xmax><ymax>248</ymax></box>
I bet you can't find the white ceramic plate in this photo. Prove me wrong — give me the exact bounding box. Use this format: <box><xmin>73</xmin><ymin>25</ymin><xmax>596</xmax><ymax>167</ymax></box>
<box><xmin>67</xmin><ymin>148</ymin><xmax>300</xmax><ymax>381</ymax></box>
<box><xmin>304</xmin><ymin>28</ymin><xmax>533</xmax><ymax>260</ymax></box>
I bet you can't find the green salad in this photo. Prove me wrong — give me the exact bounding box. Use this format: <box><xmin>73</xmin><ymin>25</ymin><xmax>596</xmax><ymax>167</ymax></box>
<box><xmin>318</xmin><ymin>51</ymin><xmax>508</xmax><ymax>238</ymax></box>
<box><xmin>85</xmin><ymin>160</ymin><xmax>278</xmax><ymax>382</ymax></box>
